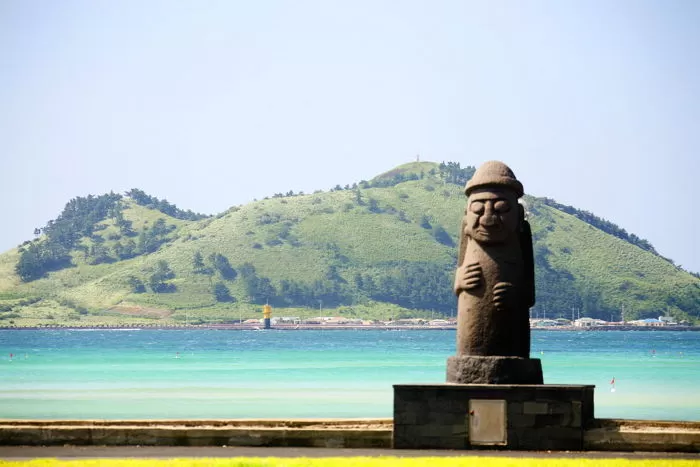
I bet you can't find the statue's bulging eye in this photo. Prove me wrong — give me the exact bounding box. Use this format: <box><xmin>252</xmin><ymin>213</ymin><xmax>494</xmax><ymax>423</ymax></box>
<box><xmin>470</xmin><ymin>201</ymin><xmax>485</xmax><ymax>214</ymax></box>
<box><xmin>494</xmin><ymin>200</ymin><xmax>510</xmax><ymax>213</ymax></box>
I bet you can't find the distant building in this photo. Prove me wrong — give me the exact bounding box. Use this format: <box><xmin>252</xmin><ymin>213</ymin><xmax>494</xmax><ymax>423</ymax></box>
<box><xmin>428</xmin><ymin>319</ymin><xmax>451</xmax><ymax>326</ymax></box>
<box><xmin>530</xmin><ymin>319</ymin><xmax>560</xmax><ymax>327</ymax></box>
<box><xmin>394</xmin><ymin>318</ymin><xmax>425</xmax><ymax>326</ymax></box>
<box><xmin>301</xmin><ymin>318</ymin><xmax>322</xmax><ymax>325</ymax></box>
<box><xmin>573</xmin><ymin>317</ymin><xmax>607</xmax><ymax>327</ymax></box>
<box><xmin>276</xmin><ymin>317</ymin><xmax>300</xmax><ymax>324</ymax></box>
<box><xmin>630</xmin><ymin>318</ymin><xmax>664</xmax><ymax>327</ymax></box>
<box><xmin>321</xmin><ymin>317</ymin><xmax>353</xmax><ymax>325</ymax></box>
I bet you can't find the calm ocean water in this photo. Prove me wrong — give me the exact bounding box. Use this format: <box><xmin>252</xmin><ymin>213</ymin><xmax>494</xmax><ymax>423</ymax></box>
<box><xmin>1</xmin><ymin>329</ymin><xmax>698</xmax><ymax>421</ymax></box>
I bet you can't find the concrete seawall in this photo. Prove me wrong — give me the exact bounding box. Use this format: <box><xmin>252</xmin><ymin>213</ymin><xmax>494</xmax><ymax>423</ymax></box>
<box><xmin>1</xmin><ymin>418</ymin><xmax>698</xmax><ymax>452</ymax></box>
<box><xmin>0</xmin><ymin>419</ymin><xmax>393</xmax><ymax>449</ymax></box>
<box><xmin>584</xmin><ymin>419</ymin><xmax>700</xmax><ymax>452</ymax></box>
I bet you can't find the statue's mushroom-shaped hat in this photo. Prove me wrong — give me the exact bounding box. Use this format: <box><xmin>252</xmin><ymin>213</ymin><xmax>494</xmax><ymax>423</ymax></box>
<box><xmin>465</xmin><ymin>160</ymin><xmax>524</xmax><ymax>198</ymax></box>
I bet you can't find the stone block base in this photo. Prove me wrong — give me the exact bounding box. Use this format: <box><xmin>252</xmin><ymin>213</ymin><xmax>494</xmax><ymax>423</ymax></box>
<box><xmin>393</xmin><ymin>384</ymin><xmax>594</xmax><ymax>450</ymax></box>
<box><xmin>446</xmin><ymin>356</ymin><xmax>543</xmax><ymax>384</ymax></box>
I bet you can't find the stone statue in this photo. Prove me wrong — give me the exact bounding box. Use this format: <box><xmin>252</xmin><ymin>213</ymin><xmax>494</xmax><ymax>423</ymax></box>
<box><xmin>447</xmin><ymin>161</ymin><xmax>542</xmax><ymax>384</ymax></box>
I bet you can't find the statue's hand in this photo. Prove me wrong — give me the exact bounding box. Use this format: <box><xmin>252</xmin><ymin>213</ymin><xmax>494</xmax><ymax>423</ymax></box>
<box><xmin>455</xmin><ymin>262</ymin><xmax>482</xmax><ymax>293</ymax></box>
<box><xmin>492</xmin><ymin>282</ymin><xmax>515</xmax><ymax>311</ymax></box>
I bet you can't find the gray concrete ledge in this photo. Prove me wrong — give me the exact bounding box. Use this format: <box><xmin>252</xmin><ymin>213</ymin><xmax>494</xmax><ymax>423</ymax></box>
<box><xmin>1</xmin><ymin>418</ymin><xmax>699</xmax><ymax>452</ymax></box>
<box><xmin>0</xmin><ymin>419</ymin><xmax>393</xmax><ymax>449</ymax></box>
<box><xmin>585</xmin><ymin>419</ymin><xmax>700</xmax><ymax>453</ymax></box>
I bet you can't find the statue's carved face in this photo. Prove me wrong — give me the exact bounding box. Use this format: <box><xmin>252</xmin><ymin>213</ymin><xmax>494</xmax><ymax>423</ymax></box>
<box><xmin>465</xmin><ymin>188</ymin><xmax>519</xmax><ymax>244</ymax></box>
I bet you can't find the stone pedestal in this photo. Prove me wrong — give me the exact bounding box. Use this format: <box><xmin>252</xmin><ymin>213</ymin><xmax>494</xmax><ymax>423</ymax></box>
<box><xmin>393</xmin><ymin>384</ymin><xmax>595</xmax><ymax>451</ymax></box>
<box><xmin>446</xmin><ymin>356</ymin><xmax>543</xmax><ymax>384</ymax></box>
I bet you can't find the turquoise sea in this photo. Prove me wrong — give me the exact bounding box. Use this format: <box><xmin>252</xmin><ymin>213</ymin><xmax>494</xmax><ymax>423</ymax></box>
<box><xmin>1</xmin><ymin>329</ymin><xmax>698</xmax><ymax>421</ymax></box>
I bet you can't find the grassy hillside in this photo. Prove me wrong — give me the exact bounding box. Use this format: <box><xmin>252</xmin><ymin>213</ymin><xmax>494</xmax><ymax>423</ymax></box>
<box><xmin>0</xmin><ymin>161</ymin><xmax>697</xmax><ymax>327</ymax></box>
<box><xmin>528</xmin><ymin>202</ymin><xmax>698</xmax><ymax>321</ymax></box>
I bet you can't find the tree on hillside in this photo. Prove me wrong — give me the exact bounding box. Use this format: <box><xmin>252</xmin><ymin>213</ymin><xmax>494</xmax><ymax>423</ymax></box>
<box><xmin>88</xmin><ymin>244</ymin><xmax>113</xmax><ymax>265</ymax></box>
<box><xmin>420</xmin><ymin>215</ymin><xmax>432</xmax><ymax>230</ymax></box>
<box><xmin>112</xmin><ymin>204</ymin><xmax>135</xmax><ymax>236</ymax></box>
<box><xmin>149</xmin><ymin>260</ymin><xmax>176</xmax><ymax>293</ymax></box>
<box><xmin>192</xmin><ymin>251</ymin><xmax>210</xmax><ymax>274</ymax></box>
<box><xmin>125</xmin><ymin>188</ymin><xmax>209</xmax><ymax>221</ymax></box>
<box><xmin>367</xmin><ymin>171</ymin><xmax>420</xmax><ymax>188</ymax></box>
<box><xmin>432</xmin><ymin>225</ymin><xmax>454</xmax><ymax>247</ymax></box>
<box><xmin>365</xmin><ymin>262</ymin><xmax>455</xmax><ymax>313</ymax></box>
<box><xmin>362</xmin><ymin>275</ymin><xmax>377</xmax><ymax>295</ymax></box>
<box><xmin>276</xmin><ymin>277</ymin><xmax>350</xmax><ymax>308</ymax></box>
<box><xmin>240</xmin><ymin>262</ymin><xmax>260</xmax><ymax>299</ymax></box>
<box><xmin>255</xmin><ymin>277</ymin><xmax>276</xmax><ymax>303</ymax></box>
<box><xmin>368</xmin><ymin>198</ymin><xmax>382</xmax><ymax>213</ymax></box>
<box><xmin>15</xmin><ymin>242</ymin><xmax>72</xmax><ymax>281</ymax></box>
<box><xmin>438</xmin><ymin>161</ymin><xmax>476</xmax><ymax>186</ymax></box>
<box><xmin>209</xmin><ymin>253</ymin><xmax>236</xmax><ymax>280</ymax></box>
<box><xmin>127</xmin><ymin>275</ymin><xmax>146</xmax><ymax>293</ymax></box>
<box><xmin>213</xmin><ymin>282</ymin><xmax>234</xmax><ymax>302</ymax></box>
<box><xmin>353</xmin><ymin>273</ymin><xmax>364</xmax><ymax>290</ymax></box>
<box><xmin>325</xmin><ymin>265</ymin><xmax>345</xmax><ymax>283</ymax></box>
<box><xmin>137</xmin><ymin>231</ymin><xmax>151</xmax><ymax>254</ymax></box>
<box><xmin>16</xmin><ymin>192</ymin><xmax>122</xmax><ymax>281</ymax></box>
<box><xmin>353</xmin><ymin>188</ymin><xmax>364</xmax><ymax>205</ymax></box>
<box><xmin>239</xmin><ymin>262</ymin><xmax>276</xmax><ymax>304</ymax></box>
<box><xmin>113</xmin><ymin>241</ymin><xmax>125</xmax><ymax>259</ymax></box>
<box><xmin>119</xmin><ymin>239</ymin><xmax>137</xmax><ymax>259</ymax></box>
<box><xmin>136</xmin><ymin>219</ymin><xmax>175</xmax><ymax>255</ymax></box>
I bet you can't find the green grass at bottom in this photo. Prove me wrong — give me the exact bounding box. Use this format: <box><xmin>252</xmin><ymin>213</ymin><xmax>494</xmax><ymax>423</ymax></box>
<box><xmin>0</xmin><ymin>457</ymin><xmax>696</xmax><ymax>467</ymax></box>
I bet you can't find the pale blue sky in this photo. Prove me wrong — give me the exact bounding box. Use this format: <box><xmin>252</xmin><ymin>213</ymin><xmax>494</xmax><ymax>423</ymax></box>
<box><xmin>1</xmin><ymin>1</ymin><xmax>699</xmax><ymax>272</ymax></box>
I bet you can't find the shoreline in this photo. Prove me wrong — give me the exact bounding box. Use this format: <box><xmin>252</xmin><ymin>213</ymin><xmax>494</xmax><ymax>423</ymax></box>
<box><xmin>1</xmin><ymin>324</ymin><xmax>699</xmax><ymax>331</ymax></box>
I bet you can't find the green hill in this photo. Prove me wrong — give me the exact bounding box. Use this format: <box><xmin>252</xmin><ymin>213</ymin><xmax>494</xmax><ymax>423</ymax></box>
<box><xmin>0</xmin><ymin>161</ymin><xmax>697</xmax><ymax>327</ymax></box>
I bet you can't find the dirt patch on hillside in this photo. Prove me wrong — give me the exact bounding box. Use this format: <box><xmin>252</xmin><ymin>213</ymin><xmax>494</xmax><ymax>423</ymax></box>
<box><xmin>106</xmin><ymin>305</ymin><xmax>173</xmax><ymax>319</ymax></box>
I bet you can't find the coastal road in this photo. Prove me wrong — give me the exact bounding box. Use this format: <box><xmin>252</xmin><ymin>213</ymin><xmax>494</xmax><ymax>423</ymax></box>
<box><xmin>1</xmin><ymin>446</ymin><xmax>699</xmax><ymax>460</ymax></box>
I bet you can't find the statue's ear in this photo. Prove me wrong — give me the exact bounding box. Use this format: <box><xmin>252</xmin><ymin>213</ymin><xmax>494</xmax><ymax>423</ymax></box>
<box><xmin>457</xmin><ymin>216</ymin><xmax>468</xmax><ymax>267</ymax></box>
<box><xmin>518</xmin><ymin>203</ymin><xmax>525</xmax><ymax>231</ymax></box>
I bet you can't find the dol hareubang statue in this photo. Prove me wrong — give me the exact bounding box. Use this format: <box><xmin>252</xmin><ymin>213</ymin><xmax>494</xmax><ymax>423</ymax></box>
<box><xmin>455</xmin><ymin>161</ymin><xmax>534</xmax><ymax>357</ymax></box>
<box><xmin>447</xmin><ymin>161</ymin><xmax>543</xmax><ymax>384</ymax></box>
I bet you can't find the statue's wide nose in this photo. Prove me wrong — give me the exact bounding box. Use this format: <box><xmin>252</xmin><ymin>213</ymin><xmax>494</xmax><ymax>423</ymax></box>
<box><xmin>480</xmin><ymin>204</ymin><xmax>498</xmax><ymax>227</ymax></box>
<box><xmin>480</xmin><ymin>215</ymin><xmax>497</xmax><ymax>227</ymax></box>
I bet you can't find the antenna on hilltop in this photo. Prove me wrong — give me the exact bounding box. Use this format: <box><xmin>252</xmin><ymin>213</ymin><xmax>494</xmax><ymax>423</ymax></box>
<box><xmin>416</xmin><ymin>154</ymin><xmax>420</xmax><ymax>162</ymax></box>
